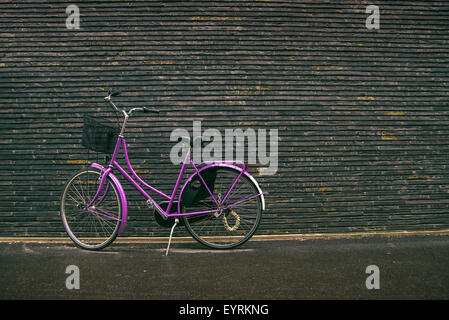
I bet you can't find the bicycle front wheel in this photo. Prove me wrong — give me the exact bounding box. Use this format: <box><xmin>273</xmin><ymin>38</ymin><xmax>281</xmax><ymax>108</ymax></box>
<box><xmin>182</xmin><ymin>167</ymin><xmax>263</xmax><ymax>249</ymax></box>
<box><xmin>60</xmin><ymin>169</ymin><xmax>122</xmax><ymax>250</ymax></box>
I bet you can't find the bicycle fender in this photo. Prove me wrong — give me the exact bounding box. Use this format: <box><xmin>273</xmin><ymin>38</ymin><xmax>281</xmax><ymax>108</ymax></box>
<box><xmin>90</xmin><ymin>163</ymin><xmax>128</xmax><ymax>235</ymax></box>
<box><xmin>178</xmin><ymin>163</ymin><xmax>266</xmax><ymax>213</ymax></box>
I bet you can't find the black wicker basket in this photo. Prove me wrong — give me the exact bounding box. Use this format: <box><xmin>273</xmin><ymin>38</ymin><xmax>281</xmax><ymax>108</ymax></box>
<box><xmin>82</xmin><ymin>115</ymin><xmax>119</xmax><ymax>154</ymax></box>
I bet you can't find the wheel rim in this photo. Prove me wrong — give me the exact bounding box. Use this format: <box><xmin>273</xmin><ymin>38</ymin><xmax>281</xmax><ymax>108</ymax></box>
<box><xmin>183</xmin><ymin>167</ymin><xmax>262</xmax><ymax>248</ymax></box>
<box><xmin>61</xmin><ymin>170</ymin><xmax>121</xmax><ymax>249</ymax></box>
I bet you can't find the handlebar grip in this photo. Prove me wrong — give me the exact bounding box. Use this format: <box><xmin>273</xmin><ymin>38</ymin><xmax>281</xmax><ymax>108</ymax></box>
<box><xmin>109</xmin><ymin>90</ymin><xmax>121</xmax><ymax>97</ymax></box>
<box><xmin>143</xmin><ymin>107</ymin><xmax>160</xmax><ymax>114</ymax></box>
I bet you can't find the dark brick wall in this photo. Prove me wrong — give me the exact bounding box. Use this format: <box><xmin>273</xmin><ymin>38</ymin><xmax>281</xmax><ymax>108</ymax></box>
<box><xmin>1</xmin><ymin>1</ymin><xmax>449</xmax><ymax>237</ymax></box>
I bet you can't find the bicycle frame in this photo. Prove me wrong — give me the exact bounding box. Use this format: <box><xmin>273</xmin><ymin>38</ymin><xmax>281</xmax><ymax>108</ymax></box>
<box><xmin>86</xmin><ymin>135</ymin><xmax>267</xmax><ymax>232</ymax></box>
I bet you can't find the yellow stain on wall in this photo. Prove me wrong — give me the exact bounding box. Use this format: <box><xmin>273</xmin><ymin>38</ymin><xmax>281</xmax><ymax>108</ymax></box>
<box><xmin>408</xmin><ymin>171</ymin><xmax>431</xmax><ymax>180</ymax></box>
<box><xmin>317</xmin><ymin>187</ymin><xmax>333</xmax><ymax>192</ymax></box>
<box><xmin>134</xmin><ymin>169</ymin><xmax>150</xmax><ymax>174</ymax></box>
<box><xmin>37</xmin><ymin>62</ymin><xmax>60</xmax><ymax>66</ymax></box>
<box><xmin>65</xmin><ymin>160</ymin><xmax>90</xmax><ymax>164</ymax></box>
<box><xmin>381</xmin><ymin>136</ymin><xmax>397</xmax><ymax>140</ymax></box>
<box><xmin>378</xmin><ymin>131</ymin><xmax>396</xmax><ymax>140</ymax></box>
<box><xmin>254</xmin><ymin>85</ymin><xmax>272</xmax><ymax>91</ymax></box>
<box><xmin>313</xmin><ymin>66</ymin><xmax>345</xmax><ymax>71</ymax></box>
<box><xmin>190</xmin><ymin>16</ymin><xmax>244</xmax><ymax>21</ymax></box>
<box><xmin>0</xmin><ymin>63</ymin><xmax>5</xmax><ymax>67</ymax></box>
<box><xmin>256</xmin><ymin>167</ymin><xmax>270</xmax><ymax>176</ymax></box>
<box><xmin>102</xmin><ymin>61</ymin><xmax>120</xmax><ymax>66</ymax></box>
<box><xmin>234</xmin><ymin>85</ymin><xmax>272</xmax><ymax>95</ymax></box>
<box><xmin>357</xmin><ymin>96</ymin><xmax>375</xmax><ymax>101</ymax></box>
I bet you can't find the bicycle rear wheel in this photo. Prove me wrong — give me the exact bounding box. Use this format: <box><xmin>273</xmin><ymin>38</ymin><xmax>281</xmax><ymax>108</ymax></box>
<box><xmin>60</xmin><ymin>169</ymin><xmax>122</xmax><ymax>250</ymax></box>
<box><xmin>182</xmin><ymin>167</ymin><xmax>262</xmax><ymax>249</ymax></box>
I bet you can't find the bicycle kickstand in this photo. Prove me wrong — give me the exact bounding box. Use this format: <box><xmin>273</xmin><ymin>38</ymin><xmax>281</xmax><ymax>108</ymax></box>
<box><xmin>165</xmin><ymin>218</ymin><xmax>179</xmax><ymax>256</ymax></box>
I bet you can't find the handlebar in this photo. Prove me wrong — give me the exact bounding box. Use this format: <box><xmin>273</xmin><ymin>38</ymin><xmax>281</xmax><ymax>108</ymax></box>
<box><xmin>143</xmin><ymin>107</ymin><xmax>160</xmax><ymax>114</ymax></box>
<box><xmin>109</xmin><ymin>90</ymin><xmax>121</xmax><ymax>97</ymax></box>
<box><xmin>103</xmin><ymin>90</ymin><xmax>160</xmax><ymax>116</ymax></box>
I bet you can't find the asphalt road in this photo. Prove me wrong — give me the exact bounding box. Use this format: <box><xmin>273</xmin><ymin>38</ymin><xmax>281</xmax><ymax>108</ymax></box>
<box><xmin>1</xmin><ymin>234</ymin><xmax>448</xmax><ymax>300</ymax></box>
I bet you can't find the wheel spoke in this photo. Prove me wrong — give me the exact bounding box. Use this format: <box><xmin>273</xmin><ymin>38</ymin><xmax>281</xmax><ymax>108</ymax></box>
<box><xmin>183</xmin><ymin>167</ymin><xmax>262</xmax><ymax>249</ymax></box>
<box><xmin>61</xmin><ymin>170</ymin><xmax>122</xmax><ymax>250</ymax></box>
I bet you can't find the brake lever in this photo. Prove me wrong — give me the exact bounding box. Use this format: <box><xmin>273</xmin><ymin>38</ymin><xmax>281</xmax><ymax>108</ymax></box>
<box><xmin>143</xmin><ymin>107</ymin><xmax>161</xmax><ymax>114</ymax></box>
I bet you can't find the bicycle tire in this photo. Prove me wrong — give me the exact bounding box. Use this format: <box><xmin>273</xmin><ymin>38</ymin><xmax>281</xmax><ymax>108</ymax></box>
<box><xmin>182</xmin><ymin>166</ymin><xmax>262</xmax><ymax>249</ymax></box>
<box><xmin>60</xmin><ymin>168</ymin><xmax>122</xmax><ymax>250</ymax></box>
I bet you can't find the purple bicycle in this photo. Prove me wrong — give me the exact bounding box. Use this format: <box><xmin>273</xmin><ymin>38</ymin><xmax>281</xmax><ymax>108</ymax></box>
<box><xmin>60</xmin><ymin>90</ymin><xmax>267</xmax><ymax>254</ymax></box>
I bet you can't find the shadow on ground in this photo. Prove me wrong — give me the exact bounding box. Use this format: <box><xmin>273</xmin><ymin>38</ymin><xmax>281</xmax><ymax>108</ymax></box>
<box><xmin>1</xmin><ymin>234</ymin><xmax>448</xmax><ymax>299</ymax></box>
